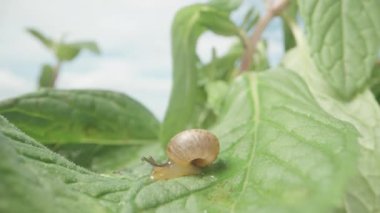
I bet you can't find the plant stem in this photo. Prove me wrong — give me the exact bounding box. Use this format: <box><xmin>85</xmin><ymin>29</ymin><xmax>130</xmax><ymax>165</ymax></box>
<box><xmin>240</xmin><ymin>0</ymin><xmax>290</xmax><ymax>71</ymax></box>
<box><xmin>51</xmin><ymin>60</ymin><xmax>62</xmax><ymax>88</ymax></box>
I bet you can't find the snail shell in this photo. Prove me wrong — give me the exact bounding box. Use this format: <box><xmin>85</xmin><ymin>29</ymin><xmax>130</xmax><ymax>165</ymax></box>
<box><xmin>143</xmin><ymin>129</ymin><xmax>219</xmax><ymax>180</ymax></box>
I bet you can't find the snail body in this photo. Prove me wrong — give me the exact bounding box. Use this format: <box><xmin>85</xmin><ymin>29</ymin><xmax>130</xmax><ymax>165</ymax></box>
<box><xmin>143</xmin><ymin>129</ymin><xmax>219</xmax><ymax>180</ymax></box>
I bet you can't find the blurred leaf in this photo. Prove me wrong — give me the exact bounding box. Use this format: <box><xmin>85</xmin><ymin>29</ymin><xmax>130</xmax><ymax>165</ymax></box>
<box><xmin>199</xmin><ymin>8</ymin><xmax>240</xmax><ymax>36</ymax></box>
<box><xmin>209</xmin><ymin>0</ymin><xmax>243</xmax><ymax>12</ymax></box>
<box><xmin>299</xmin><ymin>0</ymin><xmax>380</xmax><ymax>99</ymax></box>
<box><xmin>38</xmin><ymin>64</ymin><xmax>55</xmax><ymax>88</ymax></box>
<box><xmin>240</xmin><ymin>8</ymin><xmax>259</xmax><ymax>32</ymax></box>
<box><xmin>250</xmin><ymin>40</ymin><xmax>270</xmax><ymax>71</ymax></box>
<box><xmin>55</xmin><ymin>43</ymin><xmax>81</xmax><ymax>61</ymax></box>
<box><xmin>205</xmin><ymin>80</ymin><xmax>229</xmax><ymax>116</ymax></box>
<box><xmin>162</xmin><ymin>4</ymin><xmax>243</xmax><ymax>143</ymax></box>
<box><xmin>0</xmin><ymin>116</ymin><xmax>115</xmax><ymax>213</ymax></box>
<box><xmin>70</xmin><ymin>41</ymin><xmax>101</xmax><ymax>54</ymax></box>
<box><xmin>281</xmin><ymin>0</ymin><xmax>298</xmax><ymax>51</ymax></box>
<box><xmin>0</xmin><ymin>89</ymin><xmax>159</xmax><ymax>144</ymax></box>
<box><xmin>0</xmin><ymin>67</ymin><xmax>358</xmax><ymax>212</ymax></box>
<box><xmin>51</xmin><ymin>143</ymin><xmax>160</xmax><ymax>173</ymax></box>
<box><xmin>200</xmin><ymin>43</ymin><xmax>243</xmax><ymax>84</ymax></box>
<box><xmin>27</xmin><ymin>28</ymin><xmax>53</xmax><ymax>49</ymax></box>
<box><xmin>161</xmin><ymin>4</ymin><xmax>206</xmax><ymax>144</ymax></box>
<box><xmin>370</xmin><ymin>63</ymin><xmax>380</xmax><ymax>103</ymax></box>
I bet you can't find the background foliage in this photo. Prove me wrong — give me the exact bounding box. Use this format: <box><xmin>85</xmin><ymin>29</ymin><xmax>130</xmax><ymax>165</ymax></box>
<box><xmin>0</xmin><ymin>0</ymin><xmax>379</xmax><ymax>212</ymax></box>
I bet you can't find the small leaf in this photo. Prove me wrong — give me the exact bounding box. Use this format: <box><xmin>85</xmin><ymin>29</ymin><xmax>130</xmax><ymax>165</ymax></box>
<box><xmin>250</xmin><ymin>40</ymin><xmax>270</xmax><ymax>71</ymax></box>
<box><xmin>27</xmin><ymin>28</ymin><xmax>53</xmax><ymax>49</ymax></box>
<box><xmin>240</xmin><ymin>8</ymin><xmax>259</xmax><ymax>32</ymax></box>
<box><xmin>0</xmin><ymin>89</ymin><xmax>160</xmax><ymax>144</ymax></box>
<box><xmin>55</xmin><ymin>41</ymin><xmax>99</xmax><ymax>61</ymax></box>
<box><xmin>71</xmin><ymin>41</ymin><xmax>101</xmax><ymax>54</ymax></box>
<box><xmin>370</xmin><ymin>64</ymin><xmax>380</xmax><ymax>103</ymax></box>
<box><xmin>55</xmin><ymin>43</ymin><xmax>81</xmax><ymax>61</ymax></box>
<box><xmin>299</xmin><ymin>0</ymin><xmax>380</xmax><ymax>99</ymax></box>
<box><xmin>199</xmin><ymin>8</ymin><xmax>240</xmax><ymax>36</ymax></box>
<box><xmin>38</xmin><ymin>64</ymin><xmax>56</xmax><ymax>88</ymax></box>
<box><xmin>208</xmin><ymin>0</ymin><xmax>243</xmax><ymax>12</ymax></box>
<box><xmin>281</xmin><ymin>0</ymin><xmax>298</xmax><ymax>51</ymax></box>
<box><xmin>205</xmin><ymin>80</ymin><xmax>229</xmax><ymax>116</ymax></box>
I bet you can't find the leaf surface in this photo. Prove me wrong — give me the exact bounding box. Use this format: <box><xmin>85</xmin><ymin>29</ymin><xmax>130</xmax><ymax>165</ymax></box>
<box><xmin>282</xmin><ymin>43</ymin><xmax>380</xmax><ymax>213</ymax></box>
<box><xmin>0</xmin><ymin>89</ymin><xmax>159</xmax><ymax>144</ymax></box>
<box><xmin>299</xmin><ymin>0</ymin><xmax>380</xmax><ymax>99</ymax></box>
<box><xmin>161</xmin><ymin>4</ymin><xmax>241</xmax><ymax>143</ymax></box>
<box><xmin>0</xmin><ymin>69</ymin><xmax>358</xmax><ymax>212</ymax></box>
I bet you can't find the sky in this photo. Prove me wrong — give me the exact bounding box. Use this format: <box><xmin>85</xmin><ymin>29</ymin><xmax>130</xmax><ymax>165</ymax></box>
<box><xmin>0</xmin><ymin>0</ymin><xmax>283</xmax><ymax>120</ymax></box>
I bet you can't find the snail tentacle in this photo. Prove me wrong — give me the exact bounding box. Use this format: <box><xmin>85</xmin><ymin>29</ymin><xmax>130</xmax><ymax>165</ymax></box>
<box><xmin>141</xmin><ymin>156</ymin><xmax>169</xmax><ymax>167</ymax></box>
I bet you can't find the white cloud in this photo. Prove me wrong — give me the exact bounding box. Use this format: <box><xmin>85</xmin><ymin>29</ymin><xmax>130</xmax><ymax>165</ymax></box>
<box><xmin>0</xmin><ymin>69</ymin><xmax>34</xmax><ymax>100</ymax></box>
<box><xmin>197</xmin><ymin>32</ymin><xmax>238</xmax><ymax>63</ymax></box>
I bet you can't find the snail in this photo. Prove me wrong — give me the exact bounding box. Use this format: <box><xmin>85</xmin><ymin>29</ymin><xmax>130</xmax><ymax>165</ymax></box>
<box><xmin>142</xmin><ymin>129</ymin><xmax>220</xmax><ymax>180</ymax></box>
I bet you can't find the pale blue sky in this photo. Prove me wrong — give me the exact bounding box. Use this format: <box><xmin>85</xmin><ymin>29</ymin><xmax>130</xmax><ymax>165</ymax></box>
<box><xmin>0</xmin><ymin>0</ymin><xmax>283</xmax><ymax>120</ymax></box>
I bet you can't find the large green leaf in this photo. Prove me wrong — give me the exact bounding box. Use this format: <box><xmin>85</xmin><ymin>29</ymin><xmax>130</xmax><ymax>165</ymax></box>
<box><xmin>0</xmin><ymin>89</ymin><xmax>159</xmax><ymax>144</ymax></box>
<box><xmin>298</xmin><ymin>0</ymin><xmax>380</xmax><ymax>99</ymax></box>
<box><xmin>1</xmin><ymin>69</ymin><xmax>358</xmax><ymax>212</ymax></box>
<box><xmin>282</xmin><ymin>42</ymin><xmax>380</xmax><ymax>212</ymax></box>
<box><xmin>0</xmin><ymin>116</ymin><xmax>132</xmax><ymax>213</ymax></box>
<box><xmin>161</xmin><ymin>4</ymin><xmax>241</xmax><ymax>143</ymax></box>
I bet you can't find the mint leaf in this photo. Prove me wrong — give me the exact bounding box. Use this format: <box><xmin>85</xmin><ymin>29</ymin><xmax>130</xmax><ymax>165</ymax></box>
<box><xmin>0</xmin><ymin>116</ymin><xmax>120</xmax><ymax>213</ymax></box>
<box><xmin>282</xmin><ymin>43</ymin><xmax>380</xmax><ymax>212</ymax></box>
<box><xmin>162</xmin><ymin>4</ymin><xmax>243</xmax><ymax>143</ymax></box>
<box><xmin>299</xmin><ymin>0</ymin><xmax>380</xmax><ymax>99</ymax></box>
<box><xmin>0</xmin><ymin>89</ymin><xmax>159</xmax><ymax>144</ymax></box>
<box><xmin>0</xmin><ymin>67</ymin><xmax>358</xmax><ymax>212</ymax></box>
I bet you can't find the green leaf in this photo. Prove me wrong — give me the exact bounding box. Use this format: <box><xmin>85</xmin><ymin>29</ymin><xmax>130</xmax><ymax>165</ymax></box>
<box><xmin>162</xmin><ymin>4</ymin><xmax>244</xmax><ymax>143</ymax></box>
<box><xmin>208</xmin><ymin>0</ymin><xmax>243</xmax><ymax>12</ymax></box>
<box><xmin>370</xmin><ymin>64</ymin><xmax>380</xmax><ymax>103</ymax></box>
<box><xmin>0</xmin><ymin>89</ymin><xmax>159</xmax><ymax>144</ymax></box>
<box><xmin>27</xmin><ymin>28</ymin><xmax>53</xmax><ymax>49</ymax></box>
<box><xmin>205</xmin><ymin>80</ymin><xmax>229</xmax><ymax>116</ymax></box>
<box><xmin>38</xmin><ymin>64</ymin><xmax>56</xmax><ymax>88</ymax></box>
<box><xmin>199</xmin><ymin>8</ymin><xmax>240</xmax><ymax>36</ymax></box>
<box><xmin>250</xmin><ymin>41</ymin><xmax>270</xmax><ymax>71</ymax></box>
<box><xmin>0</xmin><ymin>68</ymin><xmax>358</xmax><ymax>212</ymax></box>
<box><xmin>55</xmin><ymin>41</ymin><xmax>100</xmax><ymax>61</ymax></box>
<box><xmin>199</xmin><ymin>43</ymin><xmax>242</xmax><ymax>84</ymax></box>
<box><xmin>298</xmin><ymin>0</ymin><xmax>380</xmax><ymax>99</ymax></box>
<box><xmin>210</xmin><ymin>70</ymin><xmax>358</xmax><ymax>212</ymax></box>
<box><xmin>282</xmin><ymin>43</ymin><xmax>380</xmax><ymax>213</ymax></box>
<box><xmin>161</xmin><ymin>4</ymin><xmax>206</xmax><ymax>143</ymax></box>
<box><xmin>71</xmin><ymin>41</ymin><xmax>101</xmax><ymax>54</ymax></box>
<box><xmin>0</xmin><ymin>116</ymin><xmax>119</xmax><ymax>213</ymax></box>
<box><xmin>55</xmin><ymin>43</ymin><xmax>81</xmax><ymax>61</ymax></box>
<box><xmin>281</xmin><ymin>0</ymin><xmax>298</xmax><ymax>51</ymax></box>
<box><xmin>51</xmin><ymin>143</ymin><xmax>161</xmax><ymax>173</ymax></box>
<box><xmin>240</xmin><ymin>8</ymin><xmax>259</xmax><ymax>32</ymax></box>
